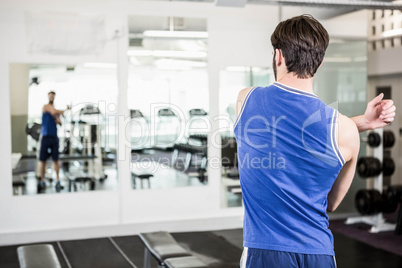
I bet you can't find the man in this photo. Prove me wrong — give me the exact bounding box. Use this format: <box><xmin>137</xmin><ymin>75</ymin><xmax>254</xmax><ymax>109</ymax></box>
<box><xmin>38</xmin><ymin>91</ymin><xmax>69</xmax><ymax>193</ymax></box>
<box><xmin>234</xmin><ymin>15</ymin><xmax>395</xmax><ymax>267</ymax></box>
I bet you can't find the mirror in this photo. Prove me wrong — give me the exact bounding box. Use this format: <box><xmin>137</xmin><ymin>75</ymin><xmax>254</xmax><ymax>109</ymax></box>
<box><xmin>10</xmin><ymin>63</ymin><xmax>118</xmax><ymax>195</ymax></box>
<box><xmin>127</xmin><ymin>15</ymin><xmax>209</xmax><ymax>190</ymax></box>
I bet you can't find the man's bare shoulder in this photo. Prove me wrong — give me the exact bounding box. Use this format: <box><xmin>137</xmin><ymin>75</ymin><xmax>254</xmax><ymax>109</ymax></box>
<box><xmin>43</xmin><ymin>104</ymin><xmax>50</xmax><ymax>112</ymax></box>
<box><xmin>338</xmin><ymin>113</ymin><xmax>360</xmax><ymax>161</ymax></box>
<box><xmin>236</xmin><ymin>87</ymin><xmax>254</xmax><ymax>116</ymax></box>
<box><xmin>338</xmin><ymin>113</ymin><xmax>359</xmax><ymax>137</ymax></box>
<box><xmin>238</xmin><ymin>87</ymin><xmax>254</xmax><ymax>101</ymax></box>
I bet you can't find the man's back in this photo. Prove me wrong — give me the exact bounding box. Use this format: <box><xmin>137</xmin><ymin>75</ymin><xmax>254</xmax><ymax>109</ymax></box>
<box><xmin>234</xmin><ymin>82</ymin><xmax>345</xmax><ymax>255</ymax></box>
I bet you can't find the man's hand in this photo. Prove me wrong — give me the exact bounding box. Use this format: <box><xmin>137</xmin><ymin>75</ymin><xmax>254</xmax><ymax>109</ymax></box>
<box><xmin>351</xmin><ymin>93</ymin><xmax>396</xmax><ymax>133</ymax></box>
<box><xmin>364</xmin><ymin>93</ymin><xmax>396</xmax><ymax>129</ymax></box>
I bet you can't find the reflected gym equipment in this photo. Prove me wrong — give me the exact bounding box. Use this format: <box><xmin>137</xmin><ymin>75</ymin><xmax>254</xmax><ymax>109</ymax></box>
<box><xmin>188</xmin><ymin>134</ymin><xmax>208</xmax><ymax>146</ymax></box>
<box><xmin>186</xmin><ymin>108</ymin><xmax>209</xmax><ymax>143</ymax></box>
<box><xmin>132</xmin><ymin>173</ymin><xmax>153</xmax><ymax>189</ymax></box>
<box><xmin>356</xmin><ymin>157</ymin><xmax>395</xmax><ymax>178</ymax></box>
<box><xmin>158</xmin><ymin>108</ymin><xmax>177</xmax><ymax>117</ymax></box>
<box><xmin>25</xmin><ymin>123</ymin><xmax>41</xmax><ymax>142</ymax></box>
<box><xmin>221</xmin><ymin>137</ymin><xmax>239</xmax><ymax>178</ymax></box>
<box><xmin>171</xmin><ymin>143</ymin><xmax>207</xmax><ymax>182</ymax></box>
<box><xmin>189</xmin><ymin>108</ymin><xmax>207</xmax><ymax>117</ymax></box>
<box><xmin>155</xmin><ymin>108</ymin><xmax>182</xmax><ymax>150</ymax></box>
<box><xmin>130</xmin><ymin>109</ymin><xmax>145</xmax><ymax>119</ymax></box>
<box><xmin>130</xmin><ymin>109</ymin><xmax>150</xmax><ymax>152</ymax></box>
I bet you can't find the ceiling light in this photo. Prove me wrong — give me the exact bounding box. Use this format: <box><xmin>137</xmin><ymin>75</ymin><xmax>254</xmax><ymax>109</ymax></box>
<box><xmin>127</xmin><ymin>50</ymin><xmax>207</xmax><ymax>59</ymax></box>
<box><xmin>156</xmin><ymin>65</ymin><xmax>191</xmax><ymax>71</ymax></box>
<box><xmin>143</xmin><ymin>30</ymin><xmax>208</xmax><ymax>39</ymax></box>
<box><xmin>155</xmin><ymin>59</ymin><xmax>207</xmax><ymax>68</ymax></box>
<box><xmin>82</xmin><ymin>63</ymin><xmax>117</xmax><ymax>69</ymax></box>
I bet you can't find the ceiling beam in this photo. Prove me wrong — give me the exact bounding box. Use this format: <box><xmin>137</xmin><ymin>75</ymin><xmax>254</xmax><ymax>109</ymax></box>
<box><xmin>249</xmin><ymin>0</ymin><xmax>402</xmax><ymax>10</ymax></box>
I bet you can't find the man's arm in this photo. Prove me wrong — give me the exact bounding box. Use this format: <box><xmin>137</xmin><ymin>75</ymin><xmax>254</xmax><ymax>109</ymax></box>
<box><xmin>351</xmin><ymin>93</ymin><xmax>396</xmax><ymax>133</ymax></box>
<box><xmin>327</xmin><ymin>114</ymin><xmax>360</xmax><ymax>212</ymax></box>
<box><xmin>43</xmin><ymin>104</ymin><xmax>69</xmax><ymax>117</ymax></box>
<box><xmin>55</xmin><ymin>115</ymin><xmax>62</xmax><ymax>126</ymax></box>
<box><xmin>235</xmin><ymin>87</ymin><xmax>253</xmax><ymax>117</ymax></box>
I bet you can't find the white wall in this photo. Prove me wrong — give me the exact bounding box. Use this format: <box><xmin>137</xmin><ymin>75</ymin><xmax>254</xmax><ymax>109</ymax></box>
<box><xmin>0</xmin><ymin>0</ymin><xmax>368</xmax><ymax>245</ymax></box>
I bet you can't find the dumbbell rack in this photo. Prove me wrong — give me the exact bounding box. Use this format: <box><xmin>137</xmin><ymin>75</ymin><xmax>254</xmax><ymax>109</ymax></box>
<box><xmin>345</xmin><ymin>128</ymin><xmax>396</xmax><ymax>233</ymax></box>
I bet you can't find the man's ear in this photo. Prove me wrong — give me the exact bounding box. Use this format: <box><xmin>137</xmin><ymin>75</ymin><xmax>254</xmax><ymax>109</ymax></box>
<box><xmin>275</xmin><ymin>48</ymin><xmax>283</xmax><ymax>66</ymax></box>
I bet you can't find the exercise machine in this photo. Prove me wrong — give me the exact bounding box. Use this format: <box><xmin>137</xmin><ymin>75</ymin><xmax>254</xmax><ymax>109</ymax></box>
<box><xmin>186</xmin><ymin>108</ymin><xmax>208</xmax><ymax>143</ymax></box>
<box><xmin>154</xmin><ymin>108</ymin><xmax>182</xmax><ymax>150</ymax></box>
<box><xmin>130</xmin><ymin>109</ymin><xmax>150</xmax><ymax>152</ymax></box>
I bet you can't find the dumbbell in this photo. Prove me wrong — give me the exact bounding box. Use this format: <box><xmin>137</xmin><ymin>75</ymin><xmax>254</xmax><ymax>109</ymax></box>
<box><xmin>357</xmin><ymin>187</ymin><xmax>402</xmax><ymax>215</ymax></box>
<box><xmin>382</xmin><ymin>185</ymin><xmax>402</xmax><ymax>214</ymax></box>
<box><xmin>356</xmin><ymin>157</ymin><xmax>395</xmax><ymax>178</ymax></box>
<box><xmin>367</xmin><ymin>131</ymin><xmax>395</xmax><ymax>148</ymax></box>
<box><xmin>382</xmin><ymin>157</ymin><xmax>395</xmax><ymax>176</ymax></box>
<box><xmin>355</xmin><ymin>189</ymin><xmax>383</xmax><ymax>215</ymax></box>
<box><xmin>383</xmin><ymin>185</ymin><xmax>402</xmax><ymax>235</ymax></box>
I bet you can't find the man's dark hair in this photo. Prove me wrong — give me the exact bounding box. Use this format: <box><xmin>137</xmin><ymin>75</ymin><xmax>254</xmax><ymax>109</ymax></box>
<box><xmin>271</xmin><ymin>14</ymin><xmax>329</xmax><ymax>79</ymax></box>
<box><xmin>48</xmin><ymin>91</ymin><xmax>56</xmax><ymax>95</ymax></box>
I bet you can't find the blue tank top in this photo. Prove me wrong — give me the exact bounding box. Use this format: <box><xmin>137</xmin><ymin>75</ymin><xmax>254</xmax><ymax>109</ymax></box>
<box><xmin>41</xmin><ymin>112</ymin><xmax>58</xmax><ymax>137</ymax></box>
<box><xmin>234</xmin><ymin>82</ymin><xmax>345</xmax><ymax>256</ymax></box>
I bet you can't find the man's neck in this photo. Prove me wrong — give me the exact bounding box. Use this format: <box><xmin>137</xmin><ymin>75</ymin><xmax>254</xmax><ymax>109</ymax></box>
<box><xmin>276</xmin><ymin>74</ymin><xmax>314</xmax><ymax>94</ymax></box>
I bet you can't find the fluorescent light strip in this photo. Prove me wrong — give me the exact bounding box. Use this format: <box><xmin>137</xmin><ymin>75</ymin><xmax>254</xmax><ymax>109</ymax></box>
<box><xmin>127</xmin><ymin>50</ymin><xmax>207</xmax><ymax>59</ymax></box>
<box><xmin>155</xmin><ymin>59</ymin><xmax>207</xmax><ymax>68</ymax></box>
<box><xmin>143</xmin><ymin>30</ymin><xmax>208</xmax><ymax>39</ymax></box>
<box><xmin>82</xmin><ymin>63</ymin><xmax>117</xmax><ymax>69</ymax></box>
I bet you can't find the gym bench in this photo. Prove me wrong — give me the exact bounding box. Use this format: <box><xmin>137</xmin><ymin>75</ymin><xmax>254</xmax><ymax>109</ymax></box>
<box><xmin>131</xmin><ymin>172</ymin><xmax>153</xmax><ymax>189</ymax></box>
<box><xmin>139</xmin><ymin>231</ymin><xmax>207</xmax><ymax>268</ymax></box>
<box><xmin>17</xmin><ymin>244</ymin><xmax>61</xmax><ymax>268</ymax></box>
<box><xmin>12</xmin><ymin>175</ymin><xmax>26</xmax><ymax>195</ymax></box>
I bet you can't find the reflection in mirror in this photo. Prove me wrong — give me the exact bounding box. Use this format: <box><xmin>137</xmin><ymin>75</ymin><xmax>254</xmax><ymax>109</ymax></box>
<box><xmin>127</xmin><ymin>16</ymin><xmax>209</xmax><ymax>190</ymax></box>
<box><xmin>219</xmin><ymin>66</ymin><xmax>271</xmax><ymax>207</ymax></box>
<box><xmin>10</xmin><ymin>63</ymin><xmax>118</xmax><ymax>195</ymax></box>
